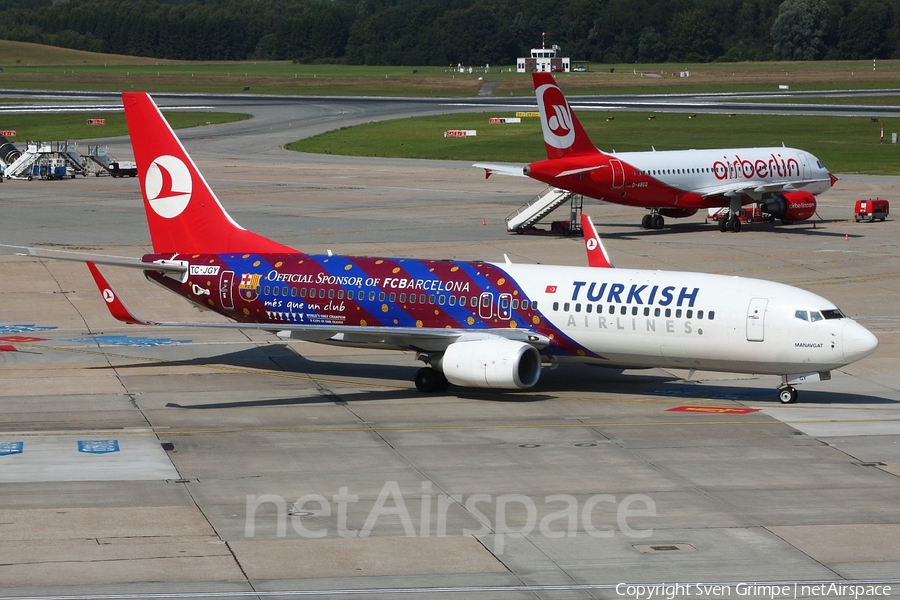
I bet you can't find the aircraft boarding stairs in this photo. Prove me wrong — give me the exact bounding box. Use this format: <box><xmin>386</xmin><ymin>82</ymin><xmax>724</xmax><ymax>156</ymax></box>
<box><xmin>506</xmin><ymin>186</ymin><xmax>579</xmax><ymax>233</ymax></box>
<box><xmin>56</xmin><ymin>141</ymin><xmax>87</xmax><ymax>176</ymax></box>
<box><xmin>85</xmin><ymin>145</ymin><xmax>115</xmax><ymax>175</ymax></box>
<box><xmin>3</xmin><ymin>143</ymin><xmax>42</xmax><ymax>180</ymax></box>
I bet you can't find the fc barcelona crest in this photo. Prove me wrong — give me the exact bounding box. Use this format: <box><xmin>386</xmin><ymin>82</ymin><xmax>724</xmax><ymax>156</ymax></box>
<box><xmin>239</xmin><ymin>273</ymin><xmax>261</xmax><ymax>301</ymax></box>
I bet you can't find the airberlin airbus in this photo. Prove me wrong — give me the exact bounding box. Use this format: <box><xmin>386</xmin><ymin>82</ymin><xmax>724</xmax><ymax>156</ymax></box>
<box><xmin>477</xmin><ymin>73</ymin><xmax>836</xmax><ymax>232</ymax></box>
<box><xmin>48</xmin><ymin>92</ymin><xmax>876</xmax><ymax>403</ymax></box>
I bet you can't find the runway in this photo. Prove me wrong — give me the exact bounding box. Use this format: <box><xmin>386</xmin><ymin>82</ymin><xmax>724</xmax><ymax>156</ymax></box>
<box><xmin>0</xmin><ymin>94</ymin><xmax>899</xmax><ymax>598</ymax></box>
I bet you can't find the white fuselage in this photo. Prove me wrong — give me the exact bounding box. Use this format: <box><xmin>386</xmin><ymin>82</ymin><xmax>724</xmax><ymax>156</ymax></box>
<box><xmin>611</xmin><ymin>147</ymin><xmax>833</xmax><ymax>197</ymax></box>
<box><xmin>502</xmin><ymin>263</ymin><xmax>877</xmax><ymax>376</ymax></box>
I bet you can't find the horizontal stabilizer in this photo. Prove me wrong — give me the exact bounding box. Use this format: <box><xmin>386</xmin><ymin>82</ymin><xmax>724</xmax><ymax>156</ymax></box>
<box><xmin>473</xmin><ymin>163</ymin><xmax>526</xmax><ymax>178</ymax></box>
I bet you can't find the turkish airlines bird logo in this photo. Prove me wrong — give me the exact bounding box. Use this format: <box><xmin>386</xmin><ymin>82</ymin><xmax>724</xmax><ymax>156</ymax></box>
<box><xmin>537</xmin><ymin>83</ymin><xmax>575</xmax><ymax>149</ymax></box>
<box><xmin>146</xmin><ymin>155</ymin><xmax>192</xmax><ymax>219</ymax></box>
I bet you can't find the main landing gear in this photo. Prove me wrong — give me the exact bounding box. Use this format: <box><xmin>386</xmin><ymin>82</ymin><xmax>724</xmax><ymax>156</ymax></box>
<box><xmin>718</xmin><ymin>214</ymin><xmax>742</xmax><ymax>232</ymax></box>
<box><xmin>415</xmin><ymin>367</ymin><xmax>451</xmax><ymax>393</ymax></box>
<box><xmin>778</xmin><ymin>385</ymin><xmax>799</xmax><ymax>404</ymax></box>
<box><xmin>641</xmin><ymin>210</ymin><xmax>665</xmax><ymax>230</ymax></box>
<box><xmin>718</xmin><ymin>196</ymin><xmax>744</xmax><ymax>233</ymax></box>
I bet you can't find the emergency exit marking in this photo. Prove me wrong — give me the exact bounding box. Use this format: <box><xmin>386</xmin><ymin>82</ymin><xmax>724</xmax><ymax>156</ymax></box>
<box><xmin>78</xmin><ymin>440</ymin><xmax>120</xmax><ymax>454</ymax></box>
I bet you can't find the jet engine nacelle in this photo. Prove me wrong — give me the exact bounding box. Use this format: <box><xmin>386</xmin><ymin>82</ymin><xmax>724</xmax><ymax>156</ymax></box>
<box><xmin>439</xmin><ymin>339</ymin><xmax>541</xmax><ymax>389</ymax></box>
<box><xmin>760</xmin><ymin>191</ymin><xmax>817</xmax><ymax>223</ymax></box>
<box><xmin>658</xmin><ymin>208</ymin><xmax>698</xmax><ymax>219</ymax></box>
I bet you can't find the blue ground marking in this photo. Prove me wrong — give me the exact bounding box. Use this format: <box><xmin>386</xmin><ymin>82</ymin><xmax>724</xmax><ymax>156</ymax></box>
<box><xmin>0</xmin><ymin>323</ymin><xmax>57</xmax><ymax>334</ymax></box>
<box><xmin>650</xmin><ymin>385</ymin><xmax>772</xmax><ymax>401</ymax></box>
<box><xmin>0</xmin><ymin>441</ymin><xmax>24</xmax><ymax>456</ymax></box>
<box><xmin>78</xmin><ymin>440</ymin><xmax>120</xmax><ymax>454</ymax></box>
<box><xmin>66</xmin><ymin>335</ymin><xmax>191</xmax><ymax>347</ymax></box>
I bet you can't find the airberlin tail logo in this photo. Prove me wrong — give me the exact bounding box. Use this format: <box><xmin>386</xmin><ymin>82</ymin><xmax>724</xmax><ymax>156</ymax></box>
<box><xmin>146</xmin><ymin>155</ymin><xmax>192</xmax><ymax>219</ymax></box>
<box><xmin>536</xmin><ymin>83</ymin><xmax>575</xmax><ymax>150</ymax></box>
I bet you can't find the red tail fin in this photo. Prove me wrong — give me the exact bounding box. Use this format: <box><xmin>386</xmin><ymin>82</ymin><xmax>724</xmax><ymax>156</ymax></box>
<box><xmin>122</xmin><ymin>92</ymin><xmax>295</xmax><ymax>254</ymax></box>
<box><xmin>532</xmin><ymin>73</ymin><xmax>600</xmax><ymax>160</ymax></box>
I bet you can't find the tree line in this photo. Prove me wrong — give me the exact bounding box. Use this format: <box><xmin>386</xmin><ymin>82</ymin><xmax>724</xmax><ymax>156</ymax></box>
<box><xmin>2</xmin><ymin>0</ymin><xmax>898</xmax><ymax>64</ymax></box>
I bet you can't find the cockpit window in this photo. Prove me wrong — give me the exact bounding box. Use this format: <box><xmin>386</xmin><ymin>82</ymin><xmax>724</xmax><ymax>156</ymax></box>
<box><xmin>821</xmin><ymin>308</ymin><xmax>845</xmax><ymax>320</ymax></box>
<box><xmin>810</xmin><ymin>311</ymin><xmax>824</xmax><ymax>322</ymax></box>
<box><xmin>794</xmin><ymin>310</ymin><xmax>808</xmax><ymax>321</ymax></box>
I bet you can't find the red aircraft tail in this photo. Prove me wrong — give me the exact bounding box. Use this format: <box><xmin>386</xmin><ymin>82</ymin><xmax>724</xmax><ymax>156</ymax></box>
<box><xmin>122</xmin><ymin>92</ymin><xmax>295</xmax><ymax>254</ymax></box>
<box><xmin>532</xmin><ymin>73</ymin><xmax>600</xmax><ymax>160</ymax></box>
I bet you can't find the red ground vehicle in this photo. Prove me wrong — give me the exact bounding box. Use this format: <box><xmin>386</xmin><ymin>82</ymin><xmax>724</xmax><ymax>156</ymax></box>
<box><xmin>854</xmin><ymin>199</ymin><xmax>889</xmax><ymax>222</ymax></box>
<box><xmin>707</xmin><ymin>205</ymin><xmax>774</xmax><ymax>224</ymax></box>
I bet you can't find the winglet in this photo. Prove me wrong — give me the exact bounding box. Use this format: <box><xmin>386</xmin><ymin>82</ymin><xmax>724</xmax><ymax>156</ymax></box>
<box><xmin>580</xmin><ymin>215</ymin><xmax>614</xmax><ymax>268</ymax></box>
<box><xmin>86</xmin><ymin>261</ymin><xmax>149</xmax><ymax>325</ymax></box>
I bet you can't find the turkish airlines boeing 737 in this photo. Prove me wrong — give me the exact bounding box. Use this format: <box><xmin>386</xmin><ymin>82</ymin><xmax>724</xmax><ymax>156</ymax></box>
<box><xmin>39</xmin><ymin>92</ymin><xmax>877</xmax><ymax>404</ymax></box>
<box><xmin>477</xmin><ymin>73</ymin><xmax>836</xmax><ymax>232</ymax></box>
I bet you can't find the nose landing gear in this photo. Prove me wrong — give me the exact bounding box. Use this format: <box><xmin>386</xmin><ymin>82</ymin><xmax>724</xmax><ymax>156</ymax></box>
<box><xmin>778</xmin><ymin>385</ymin><xmax>799</xmax><ymax>404</ymax></box>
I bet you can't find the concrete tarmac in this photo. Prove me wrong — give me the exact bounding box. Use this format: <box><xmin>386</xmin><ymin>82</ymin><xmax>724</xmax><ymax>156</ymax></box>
<box><xmin>0</xmin><ymin>110</ymin><xmax>899</xmax><ymax>598</ymax></box>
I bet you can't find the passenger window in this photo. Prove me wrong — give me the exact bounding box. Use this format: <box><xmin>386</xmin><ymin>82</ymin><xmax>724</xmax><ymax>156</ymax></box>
<box><xmin>686</xmin><ymin>309</ymin><xmax>692</xmax><ymax>318</ymax></box>
<box><xmin>273</xmin><ymin>287</ymin><xmax>280</xmax><ymax>296</ymax></box>
<box><xmin>632</xmin><ymin>306</ymin><xmax>638</xmax><ymax>316</ymax></box>
<box><xmin>378</xmin><ymin>292</ymin><xmax>385</xmax><ymax>302</ymax></box>
<box><xmin>369</xmin><ymin>291</ymin><xmax>376</xmax><ymax>301</ymax></box>
<box><xmin>438</xmin><ymin>296</ymin><xmax>445</xmax><ymax>305</ymax></box>
<box><xmin>620</xmin><ymin>306</ymin><xmax>627</xmax><ymax>315</ymax></box>
<box><xmin>399</xmin><ymin>293</ymin><xmax>406</xmax><ymax>303</ymax></box>
<box><xmin>521</xmin><ymin>299</ymin><xmax>529</xmax><ymax>310</ymax></box>
<box><xmin>420</xmin><ymin>294</ymin><xmax>427</xmax><ymax>304</ymax></box>
<box><xmin>586</xmin><ymin>304</ymin><xmax>592</xmax><ymax>313</ymax></box>
<box><xmin>563</xmin><ymin>302</ymin><xmax>570</xmax><ymax>311</ymax></box>
<box><xmin>448</xmin><ymin>296</ymin><xmax>456</xmax><ymax>306</ymax></box>
<box><xmin>532</xmin><ymin>301</ymin><xmax>539</xmax><ymax>310</ymax></box>
<box><xmin>328</xmin><ymin>289</ymin><xmax>335</xmax><ymax>299</ymax></box>
<box><xmin>348</xmin><ymin>290</ymin><xmax>355</xmax><ymax>300</ymax></box>
<box><xmin>655</xmin><ymin>307</ymin><xmax>661</xmax><ymax>317</ymax></box>
<box><xmin>665</xmin><ymin>308</ymin><xmax>672</xmax><ymax>318</ymax></box>
<box><xmin>708</xmin><ymin>311</ymin><xmax>715</xmax><ymax>320</ymax></box>
<box><xmin>319</xmin><ymin>289</ymin><xmax>325</xmax><ymax>299</ymax></box>
<box><xmin>676</xmin><ymin>309</ymin><xmax>682</xmax><ymax>318</ymax></box>
<box><xmin>512</xmin><ymin>299</ymin><xmax>519</xmax><ymax>309</ymax></box>
<box><xmin>264</xmin><ymin>286</ymin><xmax>270</xmax><ymax>295</ymax></box>
<box><xmin>795</xmin><ymin>310</ymin><xmax>809</xmax><ymax>321</ymax></box>
<box><xmin>697</xmin><ymin>310</ymin><xmax>703</xmax><ymax>319</ymax></box>
<box><xmin>575</xmin><ymin>303</ymin><xmax>582</xmax><ymax>312</ymax></box>
<box><xmin>389</xmin><ymin>293</ymin><xmax>396</xmax><ymax>302</ymax></box>
<box><xmin>429</xmin><ymin>295</ymin><xmax>436</xmax><ymax>304</ymax></box>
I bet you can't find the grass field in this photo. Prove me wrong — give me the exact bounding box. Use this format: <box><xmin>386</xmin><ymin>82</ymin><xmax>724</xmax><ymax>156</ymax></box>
<box><xmin>287</xmin><ymin>111</ymin><xmax>900</xmax><ymax>175</ymax></box>
<box><xmin>0</xmin><ymin>111</ymin><xmax>250</xmax><ymax>142</ymax></box>
<box><xmin>2</xmin><ymin>41</ymin><xmax>898</xmax><ymax>173</ymax></box>
<box><xmin>3</xmin><ymin>40</ymin><xmax>900</xmax><ymax>97</ymax></box>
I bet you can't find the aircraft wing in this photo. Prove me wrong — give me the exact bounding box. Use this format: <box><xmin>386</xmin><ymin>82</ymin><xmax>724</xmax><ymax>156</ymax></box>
<box><xmin>699</xmin><ymin>178</ymin><xmax>832</xmax><ymax>200</ymax></box>
<box><xmin>473</xmin><ymin>163</ymin><xmax>526</xmax><ymax>178</ymax></box>
<box><xmin>17</xmin><ymin>247</ymin><xmax>188</xmax><ymax>276</ymax></box>
<box><xmin>85</xmin><ymin>262</ymin><xmax>549</xmax><ymax>353</ymax></box>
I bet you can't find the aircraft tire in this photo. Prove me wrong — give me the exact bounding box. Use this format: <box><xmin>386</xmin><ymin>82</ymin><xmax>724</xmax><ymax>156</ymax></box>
<box><xmin>779</xmin><ymin>386</ymin><xmax>798</xmax><ymax>404</ymax></box>
<box><xmin>651</xmin><ymin>215</ymin><xmax>664</xmax><ymax>229</ymax></box>
<box><xmin>641</xmin><ymin>215</ymin><xmax>652</xmax><ymax>229</ymax></box>
<box><xmin>732</xmin><ymin>218</ymin><xmax>742</xmax><ymax>232</ymax></box>
<box><xmin>415</xmin><ymin>367</ymin><xmax>447</xmax><ymax>393</ymax></box>
<box><xmin>719</xmin><ymin>218</ymin><xmax>728</xmax><ymax>232</ymax></box>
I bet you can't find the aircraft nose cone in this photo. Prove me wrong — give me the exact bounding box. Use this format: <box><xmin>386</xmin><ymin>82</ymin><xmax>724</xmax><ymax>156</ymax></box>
<box><xmin>842</xmin><ymin>320</ymin><xmax>879</xmax><ymax>362</ymax></box>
